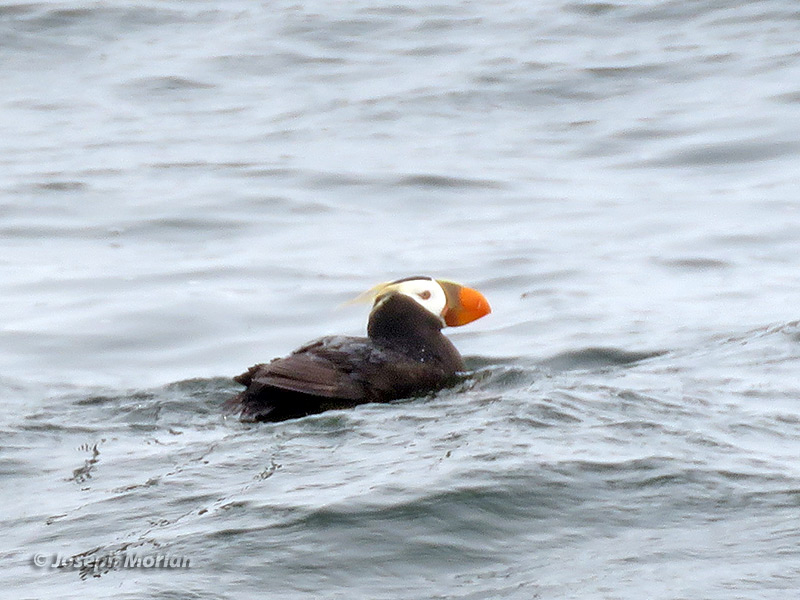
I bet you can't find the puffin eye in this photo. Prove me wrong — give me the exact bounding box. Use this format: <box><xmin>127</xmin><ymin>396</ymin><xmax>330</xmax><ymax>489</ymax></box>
<box><xmin>418</xmin><ymin>290</ymin><xmax>432</xmax><ymax>300</ymax></box>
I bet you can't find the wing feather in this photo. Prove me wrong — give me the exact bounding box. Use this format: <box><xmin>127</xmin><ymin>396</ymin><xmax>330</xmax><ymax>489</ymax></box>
<box><xmin>250</xmin><ymin>352</ymin><xmax>363</xmax><ymax>400</ymax></box>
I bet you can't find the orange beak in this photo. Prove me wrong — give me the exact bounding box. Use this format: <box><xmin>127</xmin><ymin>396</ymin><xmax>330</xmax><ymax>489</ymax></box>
<box><xmin>438</xmin><ymin>280</ymin><xmax>492</xmax><ymax>327</ymax></box>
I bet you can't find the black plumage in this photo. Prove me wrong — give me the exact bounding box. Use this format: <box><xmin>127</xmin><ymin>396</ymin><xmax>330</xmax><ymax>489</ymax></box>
<box><xmin>227</xmin><ymin>292</ymin><xmax>466</xmax><ymax>422</ymax></box>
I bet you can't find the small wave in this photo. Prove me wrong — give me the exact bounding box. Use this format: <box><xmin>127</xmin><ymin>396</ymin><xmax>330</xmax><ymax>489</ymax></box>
<box><xmin>646</xmin><ymin>138</ymin><xmax>800</xmax><ymax>167</ymax></box>
<box><xmin>394</xmin><ymin>174</ymin><xmax>506</xmax><ymax>190</ymax></box>
<box><xmin>539</xmin><ymin>347</ymin><xmax>666</xmax><ymax>372</ymax></box>
<box><xmin>654</xmin><ymin>257</ymin><xmax>732</xmax><ymax>271</ymax></box>
<box><xmin>19</xmin><ymin>378</ymin><xmax>238</xmax><ymax>435</ymax></box>
<box><xmin>30</xmin><ymin>180</ymin><xmax>87</xmax><ymax>192</ymax></box>
<box><xmin>121</xmin><ymin>76</ymin><xmax>216</xmax><ymax>97</ymax></box>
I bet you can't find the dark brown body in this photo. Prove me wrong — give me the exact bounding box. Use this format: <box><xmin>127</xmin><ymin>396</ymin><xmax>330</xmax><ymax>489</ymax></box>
<box><xmin>227</xmin><ymin>293</ymin><xmax>465</xmax><ymax>422</ymax></box>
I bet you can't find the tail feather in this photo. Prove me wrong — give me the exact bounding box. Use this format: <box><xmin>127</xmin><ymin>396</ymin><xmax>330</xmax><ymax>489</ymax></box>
<box><xmin>225</xmin><ymin>377</ymin><xmax>278</xmax><ymax>422</ymax></box>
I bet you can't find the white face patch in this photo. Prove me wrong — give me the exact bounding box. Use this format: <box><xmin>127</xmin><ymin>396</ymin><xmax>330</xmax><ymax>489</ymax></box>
<box><xmin>391</xmin><ymin>278</ymin><xmax>447</xmax><ymax>322</ymax></box>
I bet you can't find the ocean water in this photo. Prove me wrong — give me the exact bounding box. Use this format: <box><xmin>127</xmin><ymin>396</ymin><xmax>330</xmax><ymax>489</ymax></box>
<box><xmin>2</xmin><ymin>1</ymin><xmax>800</xmax><ymax>598</ymax></box>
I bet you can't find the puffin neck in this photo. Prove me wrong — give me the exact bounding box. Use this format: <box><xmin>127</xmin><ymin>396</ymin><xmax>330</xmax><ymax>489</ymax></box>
<box><xmin>367</xmin><ymin>293</ymin><xmax>444</xmax><ymax>350</ymax></box>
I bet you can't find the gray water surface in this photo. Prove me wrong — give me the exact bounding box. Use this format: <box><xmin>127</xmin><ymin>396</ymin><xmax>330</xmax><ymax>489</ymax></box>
<box><xmin>2</xmin><ymin>1</ymin><xmax>800</xmax><ymax>598</ymax></box>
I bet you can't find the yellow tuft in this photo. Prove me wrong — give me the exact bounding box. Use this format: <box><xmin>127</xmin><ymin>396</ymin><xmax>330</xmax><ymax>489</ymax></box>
<box><xmin>341</xmin><ymin>281</ymin><xmax>396</xmax><ymax>307</ymax></box>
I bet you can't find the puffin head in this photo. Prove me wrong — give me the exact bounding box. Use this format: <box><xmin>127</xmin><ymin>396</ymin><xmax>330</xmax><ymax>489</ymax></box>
<box><xmin>356</xmin><ymin>276</ymin><xmax>491</xmax><ymax>327</ymax></box>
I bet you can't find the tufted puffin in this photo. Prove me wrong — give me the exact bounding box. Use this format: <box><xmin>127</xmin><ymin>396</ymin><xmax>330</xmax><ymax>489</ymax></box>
<box><xmin>226</xmin><ymin>276</ymin><xmax>491</xmax><ymax>422</ymax></box>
